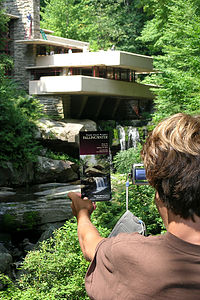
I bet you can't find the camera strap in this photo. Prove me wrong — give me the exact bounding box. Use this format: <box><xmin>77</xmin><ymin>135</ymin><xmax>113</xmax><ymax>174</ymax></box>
<box><xmin>126</xmin><ymin>173</ymin><xmax>131</xmax><ymax>211</ymax></box>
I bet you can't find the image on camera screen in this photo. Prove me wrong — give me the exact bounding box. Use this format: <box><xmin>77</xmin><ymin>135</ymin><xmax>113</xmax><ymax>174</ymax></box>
<box><xmin>132</xmin><ymin>164</ymin><xmax>148</xmax><ymax>185</ymax></box>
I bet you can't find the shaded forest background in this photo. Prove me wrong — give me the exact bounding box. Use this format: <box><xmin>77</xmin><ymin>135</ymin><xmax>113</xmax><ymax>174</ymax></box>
<box><xmin>40</xmin><ymin>0</ymin><xmax>149</xmax><ymax>54</ymax></box>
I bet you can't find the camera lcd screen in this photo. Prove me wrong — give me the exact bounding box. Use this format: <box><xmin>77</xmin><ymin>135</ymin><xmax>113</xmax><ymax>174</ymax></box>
<box><xmin>132</xmin><ymin>164</ymin><xmax>148</xmax><ymax>185</ymax></box>
<box><xmin>135</xmin><ymin>168</ymin><xmax>146</xmax><ymax>181</ymax></box>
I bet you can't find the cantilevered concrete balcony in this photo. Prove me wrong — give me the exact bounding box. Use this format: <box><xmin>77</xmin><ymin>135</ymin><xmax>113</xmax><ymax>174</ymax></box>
<box><xmin>16</xmin><ymin>34</ymin><xmax>89</xmax><ymax>51</ymax></box>
<box><xmin>29</xmin><ymin>50</ymin><xmax>153</xmax><ymax>73</ymax></box>
<box><xmin>29</xmin><ymin>75</ymin><xmax>154</xmax><ymax>99</ymax></box>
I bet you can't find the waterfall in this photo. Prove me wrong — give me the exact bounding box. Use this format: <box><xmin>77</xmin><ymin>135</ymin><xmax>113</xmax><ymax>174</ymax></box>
<box><xmin>93</xmin><ymin>177</ymin><xmax>108</xmax><ymax>193</ymax></box>
<box><xmin>127</xmin><ymin>127</ymin><xmax>140</xmax><ymax>149</ymax></box>
<box><xmin>117</xmin><ymin>125</ymin><xmax>126</xmax><ymax>151</ymax></box>
<box><xmin>117</xmin><ymin>126</ymin><xmax>139</xmax><ymax>150</ymax></box>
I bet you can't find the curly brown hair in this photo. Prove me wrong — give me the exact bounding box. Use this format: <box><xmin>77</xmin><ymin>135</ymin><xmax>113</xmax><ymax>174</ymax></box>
<box><xmin>141</xmin><ymin>113</ymin><xmax>200</xmax><ymax>220</ymax></box>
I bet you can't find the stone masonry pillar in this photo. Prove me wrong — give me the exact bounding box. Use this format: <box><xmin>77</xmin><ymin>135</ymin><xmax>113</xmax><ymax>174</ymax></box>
<box><xmin>3</xmin><ymin>0</ymin><xmax>40</xmax><ymax>91</ymax></box>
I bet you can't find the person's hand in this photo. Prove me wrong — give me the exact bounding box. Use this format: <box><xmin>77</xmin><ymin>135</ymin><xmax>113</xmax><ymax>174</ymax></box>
<box><xmin>68</xmin><ymin>192</ymin><xmax>96</xmax><ymax>219</ymax></box>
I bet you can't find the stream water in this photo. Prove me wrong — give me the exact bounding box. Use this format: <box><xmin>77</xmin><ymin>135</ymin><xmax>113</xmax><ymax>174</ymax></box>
<box><xmin>0</xmin><ymin>182</ymin><xmax>81</xmax><ymax>234</ymax></box>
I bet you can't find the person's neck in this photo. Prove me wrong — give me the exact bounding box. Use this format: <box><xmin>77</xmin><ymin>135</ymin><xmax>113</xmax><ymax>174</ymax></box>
<box><xmin>167</xmin><ymin>214</ymin><xmax>200</xmax><ymax>245</ymax></box>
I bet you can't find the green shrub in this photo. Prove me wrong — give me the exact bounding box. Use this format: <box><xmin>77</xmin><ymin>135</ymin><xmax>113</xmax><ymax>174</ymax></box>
<box><xmin>0</xmin><ymin>53</ymin><xmax>13</xmax><ymax>74</ymax></box>
<box><xmin>0</xmin><ymin>76</ymin><xmax>43</xmax><ymax>168</ymax></box>
<box><xmin>45</xmin><ymin>149</ymin><xmax>79</xmax><ymax>164</ymax></box>
<box><xmin>0</xmin><ymin>219</ymin><xmax>109</xmax><ymax>300</ymax></box>
<box><xmin>113</xmin><ymin>144</ymin><xmax>142</xmax><ymax>173</ymax></box>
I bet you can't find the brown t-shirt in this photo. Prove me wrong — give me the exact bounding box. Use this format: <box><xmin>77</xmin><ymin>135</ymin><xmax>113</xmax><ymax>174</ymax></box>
<box><xmin>85</xmin><ymin>232</ymin><xmax>200</xmax><ymax>300</ymax></box>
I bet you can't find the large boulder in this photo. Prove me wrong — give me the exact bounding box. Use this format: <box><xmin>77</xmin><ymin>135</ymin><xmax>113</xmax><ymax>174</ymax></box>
<box><xmin>0</xmin><ymin>156</ymin><xmax>79</xmax><ymax>187</ymax></box>
<box><xmin>0</xmin><ymin>253</ymin><xmax>12</xmax><ymax>273</ymax></box>
<box><xmin>35</xmin><ymin>156</ymin><xmax>78</xmax><ymax>184</ymax></box>
<box><xmin>35</xmin><ymin>118</ymin><xmax>97</xmax><ymax>156</ymax></box>
<box><xmin>36</xmin><ymin>118</ymin><xmax>97</xmax><ymax>142</ymax></box>
<box><xmin>0</xmin><ymin>162</ymin><xmax>34</xmax><ymax>187</ymax></box>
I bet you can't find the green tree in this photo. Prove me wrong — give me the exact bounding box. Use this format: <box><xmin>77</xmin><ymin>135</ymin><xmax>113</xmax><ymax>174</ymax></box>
<box><xmin>110</xmin><ymin>0</ymin><xmax>149</xmax><ymax>54</ymax></box>
<box><xmin>0</xmin><ymin>0</ymin><xmax>8</xmax><ymax>49</ymax></box>
<box><xmin>140</xmin><ymin>0</ymin><xmax>200</xmax><ymax>122</ymax></box>
<box><xmin>40</xmin><ymin>0</ymin><xmax>148</xmax><ymax>53</ymax></box>
<box><xmin>0</xmin><ymin>0</ymin><xmax>13</xmax><ymax>75</ymax></box>
<box><xmin>90</xmin><ymin>0</ymin><xmax>149</xmax><ymax>53</ymax></box>
<box><xmin>40</xmin><ymin>0</ymin><xmax>95</xmax><ymax>42</ymax></box>
<box><xmin>40</xmin><ymin>0</ymin><xmax>47</xmax><ymax>10</ymax></box>
<box><xmin>0</xmin><ymin>77</ymin><xmax>43</xmax><ymax>168</ymax></box>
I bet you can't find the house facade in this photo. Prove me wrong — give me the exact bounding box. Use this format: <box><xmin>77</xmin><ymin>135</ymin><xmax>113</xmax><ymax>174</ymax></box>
<box><xmin>2</xmin><ymin>0</ymin><xmax>154</xmax><ymax>120</ymax></box>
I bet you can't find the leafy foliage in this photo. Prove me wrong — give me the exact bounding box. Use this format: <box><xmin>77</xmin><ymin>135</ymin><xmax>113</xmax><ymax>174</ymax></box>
<box><xmin>140</xmin><ymin>0</ymin><xmax>200</xmax><ymax>122</ymax></box>
<box><xmin>113</xmin><ymin>144</ymin><xmax>143</xmax><ymax>174</ymax></box>
<box><xmin>0</xmin><ymin>76</ymin><xmax>43</xmax><ymax>168</ymax></box>
<box><xmin>45</xmin><ymin>149</ymin><xmax>79</xmax><ymax>164</ymax></box>
<box><xmin>0</xmin><ymin>1</ymin><xmax>13</xmax><ymax>75</ymax></box>
<box><xmin>40</xmin><ymin>0</ymin><xmax>148</xmax><ymax>53</ymax></box>
<box><xmin>0</xmin><ymin>0</ymin><xmax>8</xmax><ymax>51</ymax></box>
<box><xmin>0</xmin><ymin>53</ymin><xmax>13</xmax><ymax>75</ymax></box>
<box><xmin>0</xmin><ymin>219</ymin><xmax>109</xmax><ymax>299</ymax></box>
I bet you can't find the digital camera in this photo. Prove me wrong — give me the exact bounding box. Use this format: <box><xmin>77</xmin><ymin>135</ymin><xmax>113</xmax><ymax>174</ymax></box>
<box><xmin>132</xmin><ymin>163</ymin><xmax>148</xmax><ymax>185</ymax></box>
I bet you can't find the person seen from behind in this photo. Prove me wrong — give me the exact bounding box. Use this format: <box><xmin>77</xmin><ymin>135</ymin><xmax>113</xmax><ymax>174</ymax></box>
<box><xmin>68</xmin><ymin>112</ymin><xmax>200</xmax><ymax>300</ymax></box>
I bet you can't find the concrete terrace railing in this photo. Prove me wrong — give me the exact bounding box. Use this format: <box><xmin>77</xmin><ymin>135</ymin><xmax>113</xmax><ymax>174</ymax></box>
<box><xmin>35</xmin><ymin>51</ymin><xmax>153</xmax><ymax>73</ymax></box>
<box><xmin>45</xmin><ymin>34</ymin><xmax>89</xmax><ymax>49</ymax></box>
<box><xmin>29</xmin><ymin>75</ymin><xmax>154</xmax><ymax>99</ymax></box>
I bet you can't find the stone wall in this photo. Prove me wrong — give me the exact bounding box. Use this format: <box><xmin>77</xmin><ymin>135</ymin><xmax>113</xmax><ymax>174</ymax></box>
<box><xmin>38</xmin><ymin>95</ymin><xmax>64</xmax><ymax>118</ymax></box>
<box><xmin>3</xmin><ymin>0</ymin><xmax>40</xmax><ymax>91</ymax></box>
<box><xmin>62</xmin><ymin>95</ymin><xmax>71</xmax><ymax>118</ymax></box>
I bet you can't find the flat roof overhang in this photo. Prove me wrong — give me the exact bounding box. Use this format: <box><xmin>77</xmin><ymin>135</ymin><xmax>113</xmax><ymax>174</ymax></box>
<box><xmin>29</xmin><ymin>75</ymin><xmax>155</xmax><ymax>100</ymax></box>
<box><xmin>16</xmin><ymin>37</ymin><xmax>89</xmax><ymax>50</ymax></box>
<box><xmin>4</xmin><ymin>13</ymin><xmax>19</xmax><ymax>19</ymax></box>
<box><xmin>42</xmin><ymin>29</ymin><xmax>54</xmax><ymax>34</ymax></box>
<box><xmin>27</xmin><ymin>50</ymin><xmax>153</xmax><ymax>73</ymax></box>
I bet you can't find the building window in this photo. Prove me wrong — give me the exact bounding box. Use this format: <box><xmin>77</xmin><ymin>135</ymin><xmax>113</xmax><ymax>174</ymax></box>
<box><xmin>99</xmin><ymin>67</ymin><xmax>106</xmax><ymax>78</ymax></box>
<box><xmin>107</xmin><ymin>67</ymin><xmax>114</xmax><ymax>79</ymax></box>
<box><xmin>31</xmin><ymin>68</ymin><xmax>62</xmax><ymax>80</ymax></box>
<box><xmin>81</xmin><ymin>68</ymin><xmax>93</xmax><ymax>76</ymax></box>
<box><xmin>31</xmin><ymin>66</ymin><xmax>137</xmax><ymax>83</ymax></box>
